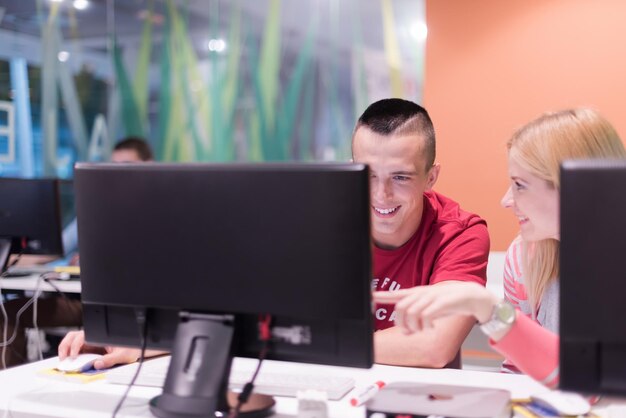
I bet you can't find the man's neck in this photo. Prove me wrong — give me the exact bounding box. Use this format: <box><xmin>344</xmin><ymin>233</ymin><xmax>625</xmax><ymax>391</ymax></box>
<box><xmin>374</xmin><ymin>223</ymin><xmax>421</xmax><ymax>250</ymax></box>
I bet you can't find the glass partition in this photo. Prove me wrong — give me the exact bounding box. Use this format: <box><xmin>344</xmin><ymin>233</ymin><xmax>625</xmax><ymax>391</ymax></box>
<box><xmin>0</xmin><ymin>0</ymin><xmax>426</xmax><ymax>177</ymax></box>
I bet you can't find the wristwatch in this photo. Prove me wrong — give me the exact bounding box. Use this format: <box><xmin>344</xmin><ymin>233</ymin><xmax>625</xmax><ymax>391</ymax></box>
<box><xmin>480</xmin><ymin>300</ymin><xmax>516</xmax><ymax>338</ymax></box>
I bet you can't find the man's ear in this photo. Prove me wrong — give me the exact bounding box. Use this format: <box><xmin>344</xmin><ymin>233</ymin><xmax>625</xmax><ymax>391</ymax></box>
<box><xmin>425</xmin><ymin>163</ymin><xmax>441</xmax><ymax>190</ymax></box>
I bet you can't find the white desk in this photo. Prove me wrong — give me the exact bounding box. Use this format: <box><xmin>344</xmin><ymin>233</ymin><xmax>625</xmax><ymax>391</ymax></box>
<box><xmin>0</xmin><ymin>356</ymin><xmax>562</xmax><ymax>418</ymax></box>
<box><xmin>0</xmin><ymin>274</ymin><xmax>81</xmax><ymax>294</ymax></box>
<box><xmin>2</xmin><ymin>357</ymin><xmax>626</xmax><ymax>417</ymax></box>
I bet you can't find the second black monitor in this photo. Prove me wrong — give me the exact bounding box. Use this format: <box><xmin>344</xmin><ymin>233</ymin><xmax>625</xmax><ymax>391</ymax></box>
<box><xmin>560</xmin><ymin>159</ymin><xmax>626</xmax><ymax>395</ymax></box>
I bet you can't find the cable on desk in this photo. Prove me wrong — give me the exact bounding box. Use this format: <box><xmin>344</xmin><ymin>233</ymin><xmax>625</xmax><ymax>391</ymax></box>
<box><xmin>0</xmin><ymin>285</ymin><xmax>8</xmax><ymax>370</ymax></box>
<box><xmin>0</xmin><ymin>235</ymin><xmax>43</xmax><ymax>367</ymax></box>
<box><xmin>228</xmin><ymin>314</ymin><xmax>273</xmax><ymax>418</ymax></box>
<box><xmin>31</xmin><ymin>273</ymin><xmax>57</xmax><ymax>362</ymax></box>
<box><xmin>0</xmin><ymin>274</ymin><xmax>80</xmax><ymax>368</ymax></box>
<box><xmin>32</xmin><ymin>281</ymin><xmax>42</xmax><ymax>361</ymax></box>
<box><xmin>112</xmin><ymin>308</ymin><xmax>149</xmax><ymax>418</ymax></box>
<box><xmin>0</xmin><ymin>274</ymin><xmax>45</xmax><ymax>369</ymax></box>
<box><xmin>31</xmin><ymin>273</ymin><xmax>50</xmax><ymax>362</ymax></box>
<box><xmin>41</xmin><ymin>274</ymin><xmax>82</xmax><ymax>317</ymax></box>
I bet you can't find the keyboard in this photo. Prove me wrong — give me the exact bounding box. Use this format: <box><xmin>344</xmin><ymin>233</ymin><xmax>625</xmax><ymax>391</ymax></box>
<box><xmin>105</xmin><ymin>356</ymin><xmax>355</xmax><ymax>400</ymax></box>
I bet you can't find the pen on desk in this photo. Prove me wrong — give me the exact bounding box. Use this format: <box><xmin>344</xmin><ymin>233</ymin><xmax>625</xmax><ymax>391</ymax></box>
<box><xmin>350</xmin><ymin>381</ymin><xmax>386</xmax><ymax>406</ymax></box>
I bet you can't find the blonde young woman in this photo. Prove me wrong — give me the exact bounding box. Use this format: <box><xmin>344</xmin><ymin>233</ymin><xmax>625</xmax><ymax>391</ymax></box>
<box><xmin>375</xmin><ymin>108</ymin><xmax>626</xmax><ymax>387</ymax></box>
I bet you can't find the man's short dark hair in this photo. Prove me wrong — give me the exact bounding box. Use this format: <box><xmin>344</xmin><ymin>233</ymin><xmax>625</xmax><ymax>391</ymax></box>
<box><xmin>113</xmin><ymin>137</ymin><xmax>154</xmax><ymax>161</ymax></box>
<box><xmin>354</xmin><ymin>98</ymin><xmax>436</xmax><ymax>169</ymax></box>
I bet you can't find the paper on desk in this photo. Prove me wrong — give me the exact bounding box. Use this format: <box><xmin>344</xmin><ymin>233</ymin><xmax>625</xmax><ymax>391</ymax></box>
<box><xmin>511</xmin><ymin>399</ymin><xmax>601</xmax><ymax>418</ymax></box>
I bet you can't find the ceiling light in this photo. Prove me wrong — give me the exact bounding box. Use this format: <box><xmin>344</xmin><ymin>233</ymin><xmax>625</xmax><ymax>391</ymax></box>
<box><xmin>58</xmin><ymin>51</ymin><xmax>70</xmax><ymax>62</ymax></box>
<box><xmin>410</xmin><ymin>22</ymin><xmax>428</xmax><ymax>42</ymax></box>
<box><xmin>207</xmin><ymin>39</ymin><xmax>226</xmax><ymax>53</ymax></box>
<box><xmin>73</xmin><ymin>0</ymin><xmax>89</xmax><ymax>10</ymax></box>
<box><xmin>50</xmin><ymin>0</ymin><xmax>64</xmax><ymax>3</ymax></box>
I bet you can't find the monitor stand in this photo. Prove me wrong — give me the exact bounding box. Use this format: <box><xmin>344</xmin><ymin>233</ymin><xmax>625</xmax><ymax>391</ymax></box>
<box><xmin>149</xmin><ymin>312</ymin><xmax>274</xmax><ymax>418</ymax></box>
<box><xmin>0</xmin><ymin>238</ymin><xmax>10</xmax><ymax>273</ymax></box>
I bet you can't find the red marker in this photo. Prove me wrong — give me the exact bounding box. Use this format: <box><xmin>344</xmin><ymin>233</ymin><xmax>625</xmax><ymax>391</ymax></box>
<box><xmin>350</xmin><ymin>381</ymin><xmax>386</xmax><ymax>406</ymax></box>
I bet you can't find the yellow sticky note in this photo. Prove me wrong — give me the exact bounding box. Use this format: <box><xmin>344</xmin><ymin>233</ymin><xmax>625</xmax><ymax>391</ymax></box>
<box><xmin>38</xmin><ymin>368</ymin><xmax>105</xmax><ymax>383</ymax></box>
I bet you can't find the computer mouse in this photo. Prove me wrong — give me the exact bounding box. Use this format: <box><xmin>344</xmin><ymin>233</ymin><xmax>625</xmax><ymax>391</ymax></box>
<box><xmin>531</xmin><ymin>390</ymin><xmax>591</xmax><ymax>416</ymax></box>
<box><xmin>55</xmin><ymin>353</ymin><xmax>103</xmax><ymax>373</ymax></box>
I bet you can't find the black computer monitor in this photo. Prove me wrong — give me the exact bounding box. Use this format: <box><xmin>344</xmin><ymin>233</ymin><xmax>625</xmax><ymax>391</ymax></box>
<box><xmin>560</xmin><ymin>159</ymin><xmax>626</xmax><ymax>395</ymax></box>
<box><xmin>74</xmin><ymin>163</ymin><xmax>374</xmax><ymax>418</ymax></box>
<box><xmin>0</xmin><ymin>178</ymin><xmax>64</xmax><ymax>273</ymax></box>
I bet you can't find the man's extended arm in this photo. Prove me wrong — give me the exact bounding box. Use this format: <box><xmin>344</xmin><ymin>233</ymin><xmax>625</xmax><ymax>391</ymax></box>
<box><xmin>374</xmin><ymin>306</ymin><xmax>475</xmax><ymax>367</ymax></box>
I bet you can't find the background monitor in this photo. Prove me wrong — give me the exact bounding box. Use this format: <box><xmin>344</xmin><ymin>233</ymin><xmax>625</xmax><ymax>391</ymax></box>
<box><xmin>75</xmin><ymin>162</ymin><xmax>374</xmax><ymax>417</ymax></box>
<box><xmin>0</xmin><ymin>178</ymin><xmax>64</xmax><ymax>273</ymax></box>
<box><xmin>58</xmin><ymin>179</ymin><xmax>76</xmax><ymax>230</ymax></box>
<box><xmin>560</xmin><ymin>159</ymin><xmax>626</xmax><ymax>395</ymax></box>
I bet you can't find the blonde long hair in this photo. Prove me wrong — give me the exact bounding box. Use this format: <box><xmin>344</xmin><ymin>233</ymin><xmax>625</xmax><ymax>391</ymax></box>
<box><xmin>507</xmin><ymin>108</ymin><xmax>626</xmax><ymax>312</ymax></box>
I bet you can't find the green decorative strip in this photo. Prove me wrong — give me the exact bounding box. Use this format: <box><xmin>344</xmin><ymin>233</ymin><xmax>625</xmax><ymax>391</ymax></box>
<box><xmin>276</xmin><ymin>18</ymin><xmax>316</xmax><ymax>160</ymax></box>
<box><xmin>112</xmin><ymin>37</ymin><xmax>144</xmax><ymax>137</ymax></box>
<box><xmin>134</xmin><ymin>2</ymin><xmax>153</xmax><ymax>129</ymax></box>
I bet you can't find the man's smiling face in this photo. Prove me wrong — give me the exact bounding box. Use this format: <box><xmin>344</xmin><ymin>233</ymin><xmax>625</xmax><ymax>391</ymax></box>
<box><xmin>353</xmin><ymin>126</ymin><xmax>439</xmax><ymax>249</ymax></box>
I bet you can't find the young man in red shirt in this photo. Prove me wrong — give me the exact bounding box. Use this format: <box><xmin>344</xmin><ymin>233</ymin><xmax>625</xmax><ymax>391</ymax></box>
<box><xmin>59</xmin><ymin>100</ymin><xmax>489</xmax><ymax>370</ymax></box>
<box><xmin>352</xmin><ymin>98</ymin><xmax>489</xmax><ymax>368</ymax></box>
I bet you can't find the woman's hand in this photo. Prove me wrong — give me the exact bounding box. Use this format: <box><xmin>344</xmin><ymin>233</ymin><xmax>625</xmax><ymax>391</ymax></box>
<box><xmin>374</xmin><ymin>281</ymin><xmax>499</xmax><ymax>334</ymax></box>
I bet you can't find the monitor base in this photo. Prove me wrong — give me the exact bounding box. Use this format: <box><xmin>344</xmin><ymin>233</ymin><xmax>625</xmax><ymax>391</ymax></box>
<box><xmin>149</xmin><ymin>394</ymin><xmax>275</xmax><ymax>418</ymax></box>
<box><xmin>149</xmin><ymin>313</ymin><xmax>276</xmax><ymax>418</ymax></box>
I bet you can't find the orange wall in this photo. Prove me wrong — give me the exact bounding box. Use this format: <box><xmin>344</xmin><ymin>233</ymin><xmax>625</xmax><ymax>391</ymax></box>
<box><xmin>424</xmin><ymin>0</ymin><xmax>626</xmax><ymax>250</ymax></box>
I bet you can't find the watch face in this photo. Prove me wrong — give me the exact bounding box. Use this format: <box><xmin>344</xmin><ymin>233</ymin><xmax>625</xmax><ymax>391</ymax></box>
<box><xmin>496</xmin><ymin>302</ymin><xmax>516</xmax><ymax>324</ymax></box>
